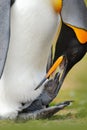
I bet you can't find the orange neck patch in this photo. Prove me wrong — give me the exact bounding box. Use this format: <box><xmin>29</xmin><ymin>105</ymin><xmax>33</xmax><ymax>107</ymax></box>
<box><xmin>67</xmin><ymin>24</ymin><xmax>87</xmax><ymax>44</ymax></box>
<box><xmin>52</xmin><ymin>0</ymin><xmax>62</xmax><ymax>13</ymax></box>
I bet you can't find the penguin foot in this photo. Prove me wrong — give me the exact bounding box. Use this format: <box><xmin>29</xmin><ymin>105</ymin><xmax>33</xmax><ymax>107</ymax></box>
<box><xmin>18</xmin><ymin>73</ymin><xmax>73</xmax><ymax>120</ymax></box>
<box><xmin>18</xmin><ymin>101</ymin><xmax>72</xmax><ymax>120</ymax></box>
<box><xmin>18</xmin><ymin>72</ymin><xmax>61</xmax><ymax>115</ymax></box>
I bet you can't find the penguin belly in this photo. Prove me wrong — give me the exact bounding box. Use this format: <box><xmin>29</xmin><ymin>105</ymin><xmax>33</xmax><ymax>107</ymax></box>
<box><xmin>0</xmin><ymin>0</ymin><xmax>60</xmax><ymax>118</ymax></box>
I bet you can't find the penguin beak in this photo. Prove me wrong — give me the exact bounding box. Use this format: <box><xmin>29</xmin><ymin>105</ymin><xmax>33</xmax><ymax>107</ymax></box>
<box><xmin>35</xmin><ymin>55</ymin><xmax>64</xmax><ymax>90</ymax></box>
<box><xmin>48</xmin><ymin>55</ymin><xmax>68</xmax><ymax>92</ymax></box>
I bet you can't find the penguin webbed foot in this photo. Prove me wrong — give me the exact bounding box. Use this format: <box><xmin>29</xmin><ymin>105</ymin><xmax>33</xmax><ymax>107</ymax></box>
<box><xmin>18</xmin><ymin>101</ymin><xmax>72</xmax><ymax>120</ymax></box>
<box><xmin>19</xmin><ymin>72</ymin><xmax>60</xmax><ymax>114</ymax></box>
<box><xmin>18</xmin><ymin>73</ymin><xmax>72</xmax><ymax>120</ymax></box>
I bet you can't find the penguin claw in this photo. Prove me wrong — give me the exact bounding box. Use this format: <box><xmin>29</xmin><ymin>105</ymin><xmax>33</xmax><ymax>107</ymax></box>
<box><xmin>18</xmin><ymin>101</ymin><xmax>72</xmax><ymax>120</ymax></box>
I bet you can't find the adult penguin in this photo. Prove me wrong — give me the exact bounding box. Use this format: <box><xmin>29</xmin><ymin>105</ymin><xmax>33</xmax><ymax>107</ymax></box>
<box><xmin>0</xmin><ymin>0</ymin><xmax>72</xmax><ymax>119</ymax></box>
<box><xmin>37</xmin><ymin>0</ymin><xmax>87</xmax><ymax>113</ymax></box>
<box><xmin>35</xmin><ymin>0</ymin><xmax>87</xmax><ymax>120</ymax></box>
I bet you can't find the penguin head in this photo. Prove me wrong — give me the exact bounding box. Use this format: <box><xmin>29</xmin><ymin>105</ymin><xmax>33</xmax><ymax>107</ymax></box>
<box><xmin>54</xmin><ymin>22</ymin><xmax>87</xmax><ymax>77</ymax></box>
<box><xmin>51</xmin><ymin>0</ymin><xmax>87</xmax><ymax>91</ymax></box>
<box><xmin>34</xmin><ymin>0</ymin><xmax>87</xmax><ymax>91</ymax></box>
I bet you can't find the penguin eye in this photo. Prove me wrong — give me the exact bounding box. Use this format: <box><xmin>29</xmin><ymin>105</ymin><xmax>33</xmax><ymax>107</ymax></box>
<box><xmin>52</xmin><ymin>0</ymin><xmax>63</xmax><ymax>13</ymax></box>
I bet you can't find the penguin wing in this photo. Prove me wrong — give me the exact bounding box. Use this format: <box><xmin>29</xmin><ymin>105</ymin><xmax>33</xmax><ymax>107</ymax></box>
<box><xmin>61</xmin><ymin>0</ymin><xmax>87</xmax><ymax>30</ymax></box>
<box><xmin>0</xmin><ymin>0</ymin><xmax>11</xmax><ymax>78</ymax></box>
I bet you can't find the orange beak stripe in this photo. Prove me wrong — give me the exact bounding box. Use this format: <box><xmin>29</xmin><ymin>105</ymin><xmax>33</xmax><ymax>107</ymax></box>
<box><xmin>35</xmin><ymin>56</ymin><xmax>63</xmax><ymax>90</ymax></box>
<box><xmin>46</xmin><ymin>56</ymin><xmax>63</xmax><ymax>78</ymax></box>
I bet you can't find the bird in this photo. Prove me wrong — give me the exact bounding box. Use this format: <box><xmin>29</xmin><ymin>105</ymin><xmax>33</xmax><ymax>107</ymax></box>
<box><xmin>34</xmin><ymin>0</ymin><xmax>87</xmax><ymax>120</ymax></box>
<box><xmin>0</xmin><ymin>0</ymin><xmax>86</xmax><ymax>120</ymax></box>
<box><xmin>17</xmin><ymin>0</ymin><xmax>86</xmax><ymax>119</ymax></box>
<box><xmin>39</xmin><ymin>0</ymin><xmax>87</xmax><ymax>109</ymax></box>
<box><xmin>26</xmin><ymin>0</ymin><xmax>87</xmax><ymax>119</ymax></box>
<box><xmin>0</xmin><ymin>0</ymin><xmax>72</xmax><ymax>120</ymax></box>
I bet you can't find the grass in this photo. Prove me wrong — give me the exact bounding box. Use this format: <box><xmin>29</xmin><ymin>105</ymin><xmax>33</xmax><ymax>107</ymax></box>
<box><xmin>0</xmin><ymin>56</ymin><xmax>87</xmax><ymax>130</ymax></box>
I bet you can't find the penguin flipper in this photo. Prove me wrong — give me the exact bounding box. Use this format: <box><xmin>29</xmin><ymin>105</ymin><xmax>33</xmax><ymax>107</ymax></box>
<box><xmin>19</xmin><ymin>72</ymin><xmax>60</xmax><ymax>114</ymax></box>
<box><xmin>18</xmin><ymin>73</ymin><xmax>72</xmax><ymax>120</ymax></box>
<box><xmin>18</xmin><ymin>101</ymin><xmax>71</xmax><ymax>120</ymax></box>
<box><xmin>0</xmin><ymin>0</ymin><xmax>11</xmax><ymax>77</ymax></box>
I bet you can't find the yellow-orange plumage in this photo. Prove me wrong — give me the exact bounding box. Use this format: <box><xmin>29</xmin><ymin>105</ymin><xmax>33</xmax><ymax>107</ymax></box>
<box><xmin>67</xmin><ymin>24</ymin><xmax>87</xmax><ymax>44</ymax></box>
<box><xmin>52</xmin><ymin>0</ymin><xmax>62</xmax><ymax>13</ymax></box>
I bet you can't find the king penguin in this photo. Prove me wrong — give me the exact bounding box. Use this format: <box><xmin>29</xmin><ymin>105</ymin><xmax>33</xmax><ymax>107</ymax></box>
<box><xmin>0</xmin><ymin>0</ymin><xmax>63</xmax><ymax>119</ymax></box>
<box><xmin>44</xmin><ymin>0</ymin><xmax>87</xmax><ymax>104</ymax></box>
